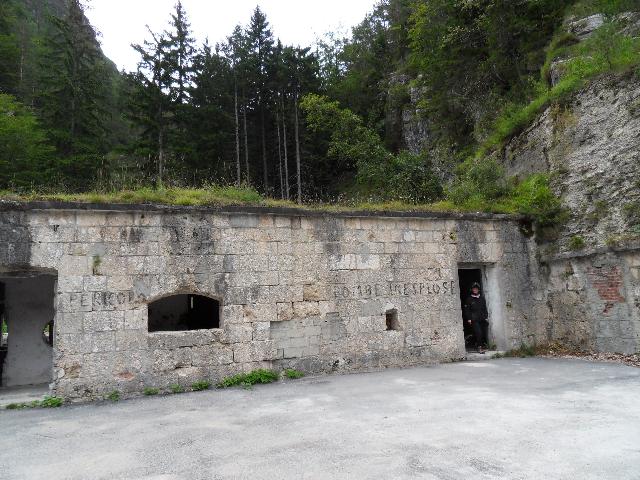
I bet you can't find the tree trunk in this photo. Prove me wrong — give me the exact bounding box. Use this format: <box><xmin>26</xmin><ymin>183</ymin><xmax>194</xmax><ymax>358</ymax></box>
<box><xmin>234</xmin><ymin>78</ymin><xmax>241</xmax><ymax>185</ymax></box>
<box><xmin>261</xmin><ymin>106</ymin><xmax>268</xmax><ymax>193</ymax></box>
<box><xmin>282</xmin><ymin>95</ymin><xmax>290</xmax><ymax>201</ymax></box>
<box><xmin>294</xmin><ymin>89</ymin><xmax>302</xmax><ymax>204</ymax></box>
<box><xmin>276</xmin><ymin>111</ymin><xmax>284</xmax><ymax>200</ymax></box>
<box><xmin>158</xmin><ymin>126</ymin><xmax>164</xmax><ymax>188</ymax></box>
<box><xmin>243</xmin><ymin>102</ymin><xmax>250</xmax><ymax>182</ymax></box>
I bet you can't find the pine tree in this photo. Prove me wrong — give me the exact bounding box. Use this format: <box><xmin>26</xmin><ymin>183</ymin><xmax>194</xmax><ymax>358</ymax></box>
<box><xmin>246</xmin><ymin>7</ymin><xmax>274</xmax><ymax>193</ymax></box>
<box><xmin>165</xmin><ymin>1</ymin><xmax>195</xmax><ymax>104</ymax></box>
<box><xmin>38</xmin><ymin>0</ymin><xmax>108</xmax><ymax>156</ymax></box>
<box><xmin>188</xmin><ymin>41</ymin><xmax>234</xmax><ymax>179</ymax></box>
<box><xmin>226</xmin><ymin>25</ymin><xmax>249</xmax><ymax>185</ymax></box>
<box><xmin>130</xmin><ymin>28</ymin><xmax>173</xmax><ymax>186</ymax></box>
<box><xmin>0</xmin><ymin>1</ymin><xmax>21</xmax><ymax>95</ymax></box>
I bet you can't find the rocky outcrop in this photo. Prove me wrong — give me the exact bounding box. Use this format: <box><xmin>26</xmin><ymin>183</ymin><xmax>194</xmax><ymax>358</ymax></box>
<box><xmin>502</xmin><ymin>73</ymin><xmax>640</xmax><ymax>354</ymax></box>
<box><xmin>501</xmin><ymin>73</ymin><xmax>640</xmax><ymax>252</ymax></box>
<box><xmin>497</xmin><ymin>11</ymin><xmax>640</xmax><ymax>355</ymax></box>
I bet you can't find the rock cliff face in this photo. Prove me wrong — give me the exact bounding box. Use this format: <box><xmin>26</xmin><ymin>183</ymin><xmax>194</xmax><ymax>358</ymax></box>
<box><xmin>496</xmin><ymin>21</ymin><xmax>640</xmax><ymax>354</ymax></box>
<box><xmin>501</xmin><ymin>73</ymin><xmax>640</xmax><ymax>252</ymax></box>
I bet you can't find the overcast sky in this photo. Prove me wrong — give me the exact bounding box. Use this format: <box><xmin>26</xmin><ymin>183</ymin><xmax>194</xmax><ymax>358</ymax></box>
<box><xmin>84</xmin><ymin>0</ymin><xmax>377</xmax><ymax>72</ymax></box>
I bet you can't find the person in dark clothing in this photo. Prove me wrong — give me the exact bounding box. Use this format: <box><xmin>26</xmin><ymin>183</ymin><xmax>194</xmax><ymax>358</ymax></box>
<box><xmin>463</xmin><ymin>282</ymin><xmax>489</xmax><ymax>353</ymax></box>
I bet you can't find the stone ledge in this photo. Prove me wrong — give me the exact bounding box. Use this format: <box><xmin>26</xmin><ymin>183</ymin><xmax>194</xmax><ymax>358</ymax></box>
<box><xmin>0</xmin><ymin>199</ymin><xmax>523</xmax><ymax>222</ymax></box>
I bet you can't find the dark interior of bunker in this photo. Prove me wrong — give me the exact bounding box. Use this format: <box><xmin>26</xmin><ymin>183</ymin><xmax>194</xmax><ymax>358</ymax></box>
<box><xmin>458</xmin><ymin>269</ymin><xmax>483</xmax><ymax>351</ymax></box>
<box><xmin>148</xmin><ymin>294</ymin><xmax>220</xmax><ymax>332</ymax></box>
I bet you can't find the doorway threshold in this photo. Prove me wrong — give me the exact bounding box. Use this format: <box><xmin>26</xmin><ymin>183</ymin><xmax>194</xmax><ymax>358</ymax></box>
<box><xmin>464</xmin><ymin>350</ymin><xmax>505</xmax><ymax>361</ymax></box>
<box><xmin>0</xmin><ymin>383</ymin><xmax>50</xmax><ymax>408</ymax></box>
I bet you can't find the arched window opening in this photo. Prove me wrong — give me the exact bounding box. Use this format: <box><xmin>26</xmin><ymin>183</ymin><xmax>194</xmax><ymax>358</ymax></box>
<box><xmin>148</xmin><ymin>294</ymin><xmax>220</xmax><ymax>332</ymax></box>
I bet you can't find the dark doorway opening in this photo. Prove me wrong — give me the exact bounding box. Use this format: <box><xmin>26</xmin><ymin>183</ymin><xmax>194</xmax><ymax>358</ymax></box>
<box><xmin>458</xmin><ymin>268</ymin><xmax>483</xmax><ymax>350</ymax></box>
<box><xmin>148</xmin><ymin>294</ymin><xmax>220</xmax><ymax>332</ymax></box>
<box><xmin>0</xmin><ymin>282</ymin><xmax>6</xmax><ymax>385</ymax></box>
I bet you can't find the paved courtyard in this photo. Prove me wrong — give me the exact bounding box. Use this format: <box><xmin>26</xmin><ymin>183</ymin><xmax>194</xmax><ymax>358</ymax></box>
<box><xmin>1</xmin><ymin>358</ymin><xmax>639</xmax><ymax>480</ymax></box>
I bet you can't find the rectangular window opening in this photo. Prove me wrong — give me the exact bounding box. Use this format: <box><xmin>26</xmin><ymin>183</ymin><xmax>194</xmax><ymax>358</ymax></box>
<box><xmin>385</xmin><ymin>309</ymin><xmax>399</xmax><ymax>331</ymax></box>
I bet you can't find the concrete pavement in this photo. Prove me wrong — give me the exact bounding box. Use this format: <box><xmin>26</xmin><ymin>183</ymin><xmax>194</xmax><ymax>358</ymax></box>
<box><xmin>1</xmin><ymin>357</ymin><xmax>639</xmax><ymax>479</ymax></box>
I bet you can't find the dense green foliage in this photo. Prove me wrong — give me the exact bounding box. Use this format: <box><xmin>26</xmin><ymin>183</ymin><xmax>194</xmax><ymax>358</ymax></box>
<box><xmin>0</xmin><ymin>0</ymin><xmax>126</xmax><ymax>191</ymax></box>
<box><xmin>0</xmin><ymin>94</ymin><xmax>54</xmax><ymax>188</ymax></box>
<box><xmin>478</xmin><ymin>11</ymin><xmax>640</xmax><ymax>156</ymax></box>
<box><xmin>301</xmin><ymin>93</ymin><xmax>442</xmax><ymax>203</ymax></box>
<box><xmin>448</xmin><ymin>161</ymin><xmax>566</xmax><ymax>227</ymax></box>
<box><xmin>408</xmin><ymin>0</ymin><xmax>572</xmax><ymax>148</ymax></box>
<box><xmin>0</xmin><ymin>0</ymin><xmax>636</xmax><ymax>224</ymax></box>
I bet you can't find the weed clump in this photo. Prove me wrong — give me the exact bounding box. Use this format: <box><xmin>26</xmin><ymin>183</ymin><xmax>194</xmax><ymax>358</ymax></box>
<box><xmin>494</xmin><ymin>343</ymin><xmax>539</xmax><ymax>358</ymax></box>
<box><xmin>40</xmin><ymin>396</ymin><xmax>64</xmax><ymax>408</ymax></box>
<box><xmin>106</xmin><ymin>391</ymin><xmax>120</xmax><ymax>402</ymax></box>
<box><xmin>191</xmin><ymin>381</ymin><xmax>211</xmax><ymax>392</ymax></box>
<box><xmin>143</xmin><ymin>387</ymin><xmax>159</xmax><ymax>396</ymax></box>
<box><xmin>170</xmin><ymin>384</ymin><xmax>185</xmax><ymax>394</ymax></box>
<box><xmin>568</xmin><ymin>235</ymin><xmax>586</xmax><ymax>250</ymax></box>
<box><xmin>284</xmin><ymin>369</ymin><xmax>305</xmax><ymax>379</ymax></box>
<box><xmin>4</xmin><ymin>396</ymin><xmax>64</xmax><ymax>409</ymax></box>
<box><xmin>217</xmin><ymin>369</ymin><xmax>279</xmax><ymax>389</ymax></box>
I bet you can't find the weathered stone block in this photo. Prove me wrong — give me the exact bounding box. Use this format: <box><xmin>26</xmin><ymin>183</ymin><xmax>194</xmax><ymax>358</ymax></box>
<box><xmin>293</xmin><ymin>301</ymin><xmax>321</xmax><ymax>318</ymax></box>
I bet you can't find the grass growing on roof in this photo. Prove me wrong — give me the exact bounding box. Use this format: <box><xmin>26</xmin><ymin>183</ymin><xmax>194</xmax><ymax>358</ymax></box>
<box><xmin>0</xmin><ymin>185</ymin><xmax>266</xmax><ymax>207</ymax></box>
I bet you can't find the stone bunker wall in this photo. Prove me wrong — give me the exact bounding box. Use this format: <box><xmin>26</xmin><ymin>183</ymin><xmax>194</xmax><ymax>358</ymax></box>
<box><xmin>0</xmin><ymin>204</ymin><xmax>535</xmax><ymax>400</ymax></box>
<box><xmin>538</xmin><ymin>249</ymin><xmax>640</xmax><ymax>354</ymax></box>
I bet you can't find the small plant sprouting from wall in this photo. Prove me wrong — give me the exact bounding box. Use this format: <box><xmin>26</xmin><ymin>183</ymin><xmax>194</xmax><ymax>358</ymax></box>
<box><xmin>568</xmin><ymin>235</ymin><xmax>586</xmax><ymax>250</ymax></box>
<box><xmin>106</xmin><ymin>390</ymin><xmax>120</xmax><ymax>402</ymax></box>
<box><xmin>143</xmin><ymin>387</ymin><xmax>159</xmax><ymax>396</ymax></box>
<box><xmin>623</xmin><ymin>201</ymin><xmax>640</xmax><ymax>226</ymax></box>
<box><xmin>191</xmin><ymin>381</ymin><xmax>211</xmax><ymax>391</ymax></box>
<box><xmin>92</xmin><ymin>255</ymin><xmax>102</xmax><ymax>275</ymax></box>
<box><xmin>170</xmin><ymin>384</ymin><xmax>185</xmax><ymax>394</ymax></box>
<box><xmin>217</xmin><ymin>369</ymin><xmax>280</xmax><ymax>389</ymax></box>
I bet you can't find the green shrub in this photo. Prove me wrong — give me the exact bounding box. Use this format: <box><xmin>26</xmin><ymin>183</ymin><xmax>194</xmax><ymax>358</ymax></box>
<box><xmin>623</xmin><ymin>201</ymin><xmax>640</xmax><ymax>224</ymax></box>
<box><xmin>170</xmin><ymin>384</ymin><xmax>185</xmax><ymax>394</ymax></box>
<box><xmin>300</xmin><ymin>94</ymin><xmax>443</xmax><ymax>204</ymax></box>
<box><xmin>40</xmin><ymin>396</ymin><xmax>63</xmax><ymax>408</ymax></box>
<box><xmin>448</xmin><ymin>159</ymin><xmax>509</xmax><ymax>207</ymax></box>
<box><xmin>106</xmin><ymin>391</ymin><xmax>120</xmax><ymax>402</ymax></box>
<box><xmin>568</xmin><ymin>235</ymin><xmax>586</xmax><ymax>250</ymax></box>
<box><xmin>217</xmin><ymin>369</ymin><xmax>279</xmax><ymax>389</ymax></box>
<box><xmin>284</xmin><ymin>369</ymin><xmax>305</xmax><ymax>379</ymax></box>
<box><xmin>509</xmin><ymin>174</ymin><xmax>568</xmax><ymax>228</ymax></box>
<box><xmin>191</xmin><ymin>381</ymin><xmax>211</xmax><ymax>391</ymax></box>
<box><xmin>143</xmin><ymin>387</ymin><xmax>159</xmax><ymax>396</ymax></box>
<box><xmin>5</xmin><ymin>403</ymin><xmax>26</xmax><ymax>410</ymax></box>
